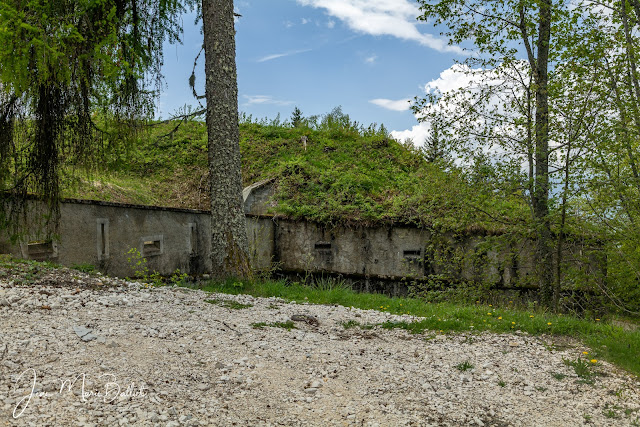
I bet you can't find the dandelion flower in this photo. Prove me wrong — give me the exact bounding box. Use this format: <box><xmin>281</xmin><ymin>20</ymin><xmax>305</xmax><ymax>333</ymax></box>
<box><xmin>529</xmin><ymin>315</ymin><xmax>534</xmax><ymax>318</ymax></box>
<box><xmin>498</xmin><ymin>317</ymin><xmax>502</xmax><ymax>320</ymax></box>
<box><xmin>488</xmin><ymin>312</ymin><xmax>492</xmax><ymax>316</ymax></box>
<box><xmin>547</xmin><ymin>322</ymin><xmax>552</xmax><ymax>326</ymax></box>
<box><xmin>583</xmin><ymin>351</ymin><xmax>589</xmax><ymax>355</ymax></box>
<box><xmin>590</xmin><ymin>359</ymin><xmax>597</xmax><ymax>364</ymax></box>
<box><xmin>511</xmin><ymin>321</ymin><xmax>515</xmax><ymax>324</ymax></box>
<box><xmin>595</xmin><ymin>318</ymin><xmax>600</xmax><ymax>321</ymax></box>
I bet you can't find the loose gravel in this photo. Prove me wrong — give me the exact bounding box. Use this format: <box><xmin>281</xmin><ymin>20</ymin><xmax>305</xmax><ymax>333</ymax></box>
<box><xmin>0</xmin><ymin>268</ymin><xmax>639</xmax><ymax>426</ymax></box>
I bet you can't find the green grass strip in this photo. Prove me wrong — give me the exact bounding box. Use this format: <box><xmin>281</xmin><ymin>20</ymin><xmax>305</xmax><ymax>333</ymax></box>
<box><xmin>199</xmin><ymin>278</ymin><xmax>640</xmax><ymax>377</ymax></box>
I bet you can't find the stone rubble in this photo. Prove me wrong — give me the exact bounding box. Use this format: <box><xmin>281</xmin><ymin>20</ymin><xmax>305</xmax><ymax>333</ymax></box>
<box><xmin>0</xmin><ymin>268</ymin><xmax>639</xmax><ymax>426</ymax></box>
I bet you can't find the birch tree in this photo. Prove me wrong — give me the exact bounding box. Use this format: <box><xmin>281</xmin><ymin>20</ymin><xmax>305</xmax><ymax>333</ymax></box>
<box><xmin>415</xmin><ymin>0</ymin><xmax>560</xmax><ymax>305</ymax></box>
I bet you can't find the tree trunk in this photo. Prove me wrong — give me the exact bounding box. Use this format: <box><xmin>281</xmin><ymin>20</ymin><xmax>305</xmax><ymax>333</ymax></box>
<box><xmin>202</xmin><ymin>0</ymin><xmax>250</xmax><ymax>279</ymax></box>
<box><xmin>533</xmin><ymin>0</ymin><xmax>554</xmax><ymax>305</ymax></box>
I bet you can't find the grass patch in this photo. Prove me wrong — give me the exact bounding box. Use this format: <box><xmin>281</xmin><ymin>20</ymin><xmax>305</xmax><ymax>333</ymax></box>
<box><xmin>340</xmin><ymin>320</ymin><xmax>375</xmax><ymax>330</ymax></box>
<box><xmin>195</xmin><ymin>277</ymin><xmax>640</xmax><ymax>377</ymax></box>
<box><xmin>455</xmin><ymin>360</ymin><xmax>474</xmax><ymax>372</ymax></box>
<box><xmin>204</xmin><ymin>298</ymin><xmax>253</xmax><ymax>310</ymax></box>
<box><xmin>251</xmin><ymin>321</ymin><xmax>297</xmax><ymax>331</ymax></box>
<box><xmin>563</xmin><ymin>357</ymin><xmax>598</xmax><ymax>384</ymax></box>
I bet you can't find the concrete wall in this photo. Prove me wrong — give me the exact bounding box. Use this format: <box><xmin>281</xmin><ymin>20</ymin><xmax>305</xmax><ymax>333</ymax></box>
<box><xmin>0</xmin><ymin>199</ymin><xmax>213</xmax><ymax>278</ymax></box>
<box><xmin>0</xmin><ymin>183</ymin><xmax>598</xmax><ymax>292</ymax></box>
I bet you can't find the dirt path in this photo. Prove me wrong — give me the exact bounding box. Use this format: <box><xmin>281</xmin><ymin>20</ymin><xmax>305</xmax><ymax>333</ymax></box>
<box><xmin>0</xmin><ymin>268</ymin><xmax>639</xmax><ymax>426</ymax></box>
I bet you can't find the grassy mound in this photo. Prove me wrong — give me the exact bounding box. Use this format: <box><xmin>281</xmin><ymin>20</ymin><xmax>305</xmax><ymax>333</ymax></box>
<box><xmin>62</xmin><ymin>116</ymin><xmax>527</xmax><ymax>233</ymax></box>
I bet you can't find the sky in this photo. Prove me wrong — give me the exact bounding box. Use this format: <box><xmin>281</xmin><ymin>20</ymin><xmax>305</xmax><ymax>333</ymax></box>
<box><xmin>157</xmin><ymin>0</ymin><xmax>467</xmax><ymax>145</ymax></box>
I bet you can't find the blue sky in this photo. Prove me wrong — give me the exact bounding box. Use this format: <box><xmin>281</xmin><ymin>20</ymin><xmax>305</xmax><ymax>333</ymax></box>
<box><xmin>158</xmin><ymin>0</ymin><xmax>465</xmax><ymax>144</ymax></box>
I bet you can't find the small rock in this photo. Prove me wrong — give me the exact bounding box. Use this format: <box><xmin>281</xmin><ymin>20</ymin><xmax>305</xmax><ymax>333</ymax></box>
<box><xmin>2</xmin><ymin>360</ymin><xmax>18</xmax><ymax>370</ymax></box>
<box><xmin>0</xmin><ymin>297</ymin><xmax>11</xmax><ymax>307</ymax></box>
<box><xmin>73</xmin><ymin>325</ymin><xmax>97</xmax><ymax>342</ymax></box>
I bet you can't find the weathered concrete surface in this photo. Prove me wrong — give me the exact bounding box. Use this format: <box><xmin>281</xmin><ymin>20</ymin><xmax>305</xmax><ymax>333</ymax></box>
<box><xmin>0</xmin><ymin>182</ymin><xmax>601</xmax><ymax>290</ymax></box>
<box><xmin>0</xmin><ymin>199</ymin><xmax>213</xmax><ymax>278</ymax></box>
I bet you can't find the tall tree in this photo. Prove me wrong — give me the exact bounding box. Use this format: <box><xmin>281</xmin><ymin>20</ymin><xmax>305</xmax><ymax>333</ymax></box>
<box><xmin>416</xmin><ymin>0</ymin><xmax>559</xmax><ymax>305</ymax></box>
<box><xmin>201</xmin><ymin>0</ymin><xmax>250</xmax><ymax>278</ymax></box>
<box><xmin>0</xmin><ymin>0</ymin><xmax>185</xmax><ymax>233</ymax></box>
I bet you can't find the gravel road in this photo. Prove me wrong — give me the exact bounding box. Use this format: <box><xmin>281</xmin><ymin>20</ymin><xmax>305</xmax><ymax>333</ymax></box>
<box><xmin>0</xmin><ymin>267</ymin><xmax>639</xmax><ymax>426</ymax></box>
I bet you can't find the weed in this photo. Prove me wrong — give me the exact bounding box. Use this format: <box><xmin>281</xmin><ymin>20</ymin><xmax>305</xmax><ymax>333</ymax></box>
<box><xmin>169</xmin><ymin>269</ymin><xmax>189</xmax><ymax>286</ymax></box>
<box><xmin>551</xmin><ymin>372</ymin><xmax>567</xmax><ymax>381</ymax></box>
<box><xmin>563</xmin><ymin>357</ymin><xmax>597</xmax><ymax>384</ymax></box>
<box><xmin>455</xmin><ymin>360</ymin><xmax>474</xmax><ymax>372</ymax></box>
<box><xmin>341</xmin><ymin>320</ymin><xmax>361</xmax><ymax>329</ymax></box>
<box><xmin>251</xmin><ymin>321</ymin><xmax>297</xmax><ymax>331</ymax></box>
<box><xmin>497</xmin><ymin>380</ymin><xmax>506</xmax><ymax>387</ymax></box>
<box><xmin>71</xmin><ymin>263</ymin><xmax>95</xmax><ymax>273</ymax></box>
<box><xmin>205</xmin><ymin>299</ymin><xmax>253</xmax><ymax>310</ymax></box>
<box><xmin>603</xmin><ymin>404</ymin><xmax>620</xmax><ymax>419</ymax></box>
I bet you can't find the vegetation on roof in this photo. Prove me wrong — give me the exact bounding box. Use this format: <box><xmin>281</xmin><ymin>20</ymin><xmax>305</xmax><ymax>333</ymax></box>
<box><xmin>62</xmin><ymin>108</ymin><xmax>528</xmax><ymax>233</ymax></box>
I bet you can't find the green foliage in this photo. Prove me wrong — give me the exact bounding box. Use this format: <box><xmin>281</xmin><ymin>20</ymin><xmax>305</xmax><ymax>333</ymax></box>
<box><xmin>455</xmin><ymin>360</ymin><xmax>474</xmax><ymax>372</ymax></box>
<box><xmin>0</xmin><ymin>0</ymin><xmax>188</xmax><ymax>236</ymax></box>
<box><xmin>563</xmin><ymin>357</ymin><xmax>598</xmax><ymax>384</ymax></box>
<box><xmin>251</xmin><ymin>320</ymin><xmax>297</xmax><ymax>331</ymax></box>
<box><xmin>291</xmin><ymin>107</ymin><xmax>303</xmax><ymax>128</ymax></box>
<box><xmin>204</xmin><ymin>298</ymin><xmax>253</xmax><ymax>310</ymax></box>
<box><xmin>71</xmin><ymin>263</ymin><xmax>96</xmax><ymax>273</ymax></box>
<box><xmin>58</xmin><ymin>109</ymin><xmax>527</xmax><ymax>233</ymax></box>
<box><xmin>238</xmin><ymin>114</ymin><xmax>526</xmax><ymax>231</ymax></box>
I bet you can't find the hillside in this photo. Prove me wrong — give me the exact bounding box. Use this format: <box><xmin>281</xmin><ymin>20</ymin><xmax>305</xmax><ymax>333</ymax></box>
<box><xmin>62</xmin><ymin>116</ymin><xmax>528</xmax><ymax>233</ymax></box>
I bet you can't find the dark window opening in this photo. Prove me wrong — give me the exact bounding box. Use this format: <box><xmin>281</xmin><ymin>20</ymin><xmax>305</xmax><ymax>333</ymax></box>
<box><xmin>315</xmin><ymin>242</ymin><xmax>332</xmax><ymax>250</ymax></box>
<box><xmin>403</xmin><ymin>250</ymin><xmax>421</xmax><ymax>257</ymax></box>
<box><xmin>142</xmin><ymin>236</ymin><xmax>163</xmax><ymax>257</ymax></box>
<box><xmin>27</xmin><ymin>240</ymin><xmax>55</xmax><ymax>260</ymax></box>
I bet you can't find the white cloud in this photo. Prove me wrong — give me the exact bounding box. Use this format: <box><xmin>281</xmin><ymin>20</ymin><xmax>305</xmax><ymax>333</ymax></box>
<box><xmin>424</xmin><ymin>64</ymin><xmax>479</xmax><ymax>94</ymax></box>
<box><xmin>327</xmin><ymin>19</ymin><xmax>336</xmax><ymax>29</ymax></box>
<box><xmin>242</xmin><ymin>95</ymin><xmax>295</xmax><ymax>106</ymax></box>
<box><xmin>257</xmin><ymin>48</ymin><xmax>312</xmax><ymax>62</ymax></box>
<box><xmin>390</xmin><ymin>65</ymin><xmax>483</xmax><ymax>145</ymax></box>
<box><xmin>301</xmin><ymin>18</ymin><xmax>310</xmax><ymax>24</ymax></box>
<box><xmin>393</xmin><ymin>62</ymin><xmax>531</xmax><ymax>153</ymax></box>
<box><xmin>296</xmin><ymin>0</ymin><xmax>463</xmax><ymax>54</ymax></box>
<box><xmin>370</xmin><ymin>98</ymin><xmax>412</xmax><ymax>111</ymax></box>
<box><xmin>365</xmin><ymin>54</ymin><xmax>377</xmax><ymax>64</ymax></box>
<box><xmin>391</xmin><ymin>123</ymin><xmax>430</xmax><ymax>145</ymax></box>
<box><xmin>284</xmin><ymin>20</ymin><xmax>294</xmax><ymax>28</ymax></box>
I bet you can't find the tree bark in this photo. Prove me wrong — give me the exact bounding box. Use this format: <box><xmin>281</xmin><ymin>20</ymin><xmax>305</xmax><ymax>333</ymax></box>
<box><xmin>533</xmin><ymin>0</ymin><xmax>554</xmax><ymax>305</ymax></box>
<box><xmin>202</xmin><ymin>0</ymin><xmax>250</xmax><ymax>279</ymax></box>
